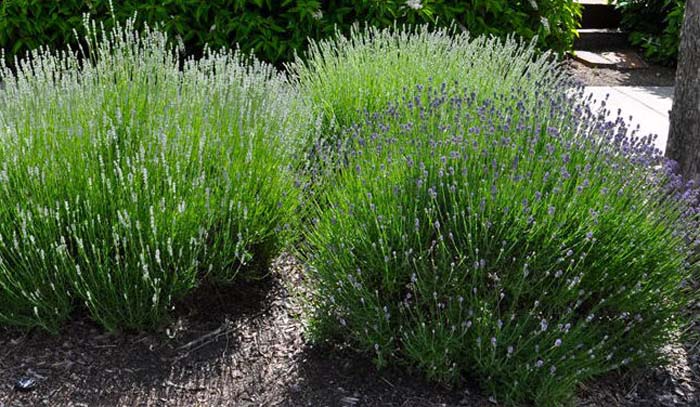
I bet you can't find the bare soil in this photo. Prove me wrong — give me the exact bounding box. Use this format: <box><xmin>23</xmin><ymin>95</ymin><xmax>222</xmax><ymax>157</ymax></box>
<box><xmin>1</xmin><ymin>255</ymin><xmax>698</xmax><ymax>406</ymax></box>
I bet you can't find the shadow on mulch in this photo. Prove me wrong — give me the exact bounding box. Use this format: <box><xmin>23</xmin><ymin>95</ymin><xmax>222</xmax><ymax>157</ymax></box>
<box><xmin>0</xmin><ymin>276</ymin><xmax>280</xmax><ymax>406</ymax></box>
<box><xmin>576</xmin><ymin>282</ymin><xmax>700</xmax><ymax>407</ymax></box>
<box><xmin>282</xmin><ymin>342</ymin><xmax>486</xmax><ymax>407</ymax></box>
<box><xmin>0</xmin><ymin>255</ymin><xmax>489</xmax><ymax>407</ymax></box>
<box><xmin>285</xmin><ymin>341</ymin><xmax>700</xmax><ymax>407</ymax></box>
<box><xmin>576</xmin><ymin>350</ymin><xmax>700</xmax><ymax>407</ymax></box>
<box><xmin>1</xmin><ymin>255</ymin><xmax>698</xmax><ymax>406</ymax></box>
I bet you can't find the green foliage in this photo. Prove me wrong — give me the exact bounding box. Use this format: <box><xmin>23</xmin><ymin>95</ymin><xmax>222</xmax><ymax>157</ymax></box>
<box><xmin>0</xmin><ymin>9</ymin><xmax>695</xmax><ymax>405</ymax></box>
<box><xmin>0</xmin><ymin>0</ymin><xmax>582</xmax><ymax>66</ymax></box>
<box><xmin>319</xmin><ymin>0</ymin><xmax>582</xmax><ymax>54</ymax></box>
<box><xmin>290</xmin><ymin>25</ymin><xmax>569</xmax><ymax>140</ymax></box>
<box><xmin>288</xmin><ymin>25</ymin><xmax>570</xmax><ymax>206</ymax></box>
<box><xmin>299</xmin><ymin>28</ymin><xmax>700</xmax><ymax>405</ymax></box>
<box><xmin>0</xmin><ymin>18</ymin><xmax>305</xmax><ymax>332</ymax></box>
<box><xmin>615</xmin><ymin>0</ymin><xmax>685</xmax><ymax>65</ymax></box>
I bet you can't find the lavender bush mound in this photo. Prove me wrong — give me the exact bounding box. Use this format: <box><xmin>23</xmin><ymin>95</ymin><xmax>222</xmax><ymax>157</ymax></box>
<box><xmin>0</xmin><ymin>19</ymin><xmax>305</xmax><ymax>332</ymax></box>
<box><xmin>302</xmin><ymin>83</ymin><xmax>700</xmax><ymax>405</ymax></box>
<box><xmin>289</xmin><ymin>25</ymin><xmax>570</xmax><ymax>141</ymax></box>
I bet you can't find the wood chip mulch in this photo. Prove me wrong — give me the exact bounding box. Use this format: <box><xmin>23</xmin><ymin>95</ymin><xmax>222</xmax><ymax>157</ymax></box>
<box><xmin>0</xmin><ymin>255</ymin><xmax>698</xmax><ymax>406</ymax></box>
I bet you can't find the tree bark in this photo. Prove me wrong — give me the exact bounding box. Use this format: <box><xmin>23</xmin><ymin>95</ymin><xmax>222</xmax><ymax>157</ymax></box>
<box><xmin>667</xmin><ymin>0</ymin><xmax>700</xmax><ymax>181</ymax></box>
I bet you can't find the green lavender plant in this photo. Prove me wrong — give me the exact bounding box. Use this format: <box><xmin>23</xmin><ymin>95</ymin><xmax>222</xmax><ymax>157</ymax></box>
<box><xmin>289</xmin><ymin>25</ymin><xmax>570</xmax><ymax>142</ymax></box>
<box><xmin>0</xmin><ymin>17</ymin><xmax>306</xmax><ymax>332</ymax></box>
<box><xmin>301</xmin><ymin>80</ymin><xmax>700</xmax><ymax>405</ymax></box>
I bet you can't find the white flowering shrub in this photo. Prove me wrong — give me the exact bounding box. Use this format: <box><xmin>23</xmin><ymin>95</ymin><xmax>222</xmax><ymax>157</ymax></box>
<box><xmin>301</xmin><ymin>81</ymin><xmax>700</xmax><ymax>404</ymax></box>
<box><xmin>0</xmin><ymin>19</ymin><xmax>305</xmax><ymax>332</ymax></box>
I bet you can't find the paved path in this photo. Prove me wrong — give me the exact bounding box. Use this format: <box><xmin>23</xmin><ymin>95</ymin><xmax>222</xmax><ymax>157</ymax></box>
<box><xmin>585</xmin><ymin>86</ymin><xmax>674</xmax><ymax>152</ymax></box>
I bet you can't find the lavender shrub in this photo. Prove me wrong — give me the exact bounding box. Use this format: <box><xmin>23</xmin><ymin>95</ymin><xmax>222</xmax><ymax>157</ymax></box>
<box><xmin>301</xmin><ymin>82</ymin><xmax>700</xmax><ymax>405</ymax></box>
<box><xmin>0</xmin><ymin>18</ymin><xmax>306</xmax><ymax>332</ymax></box>
<box><xmin>289</xmin><ymin>25</ymin><xmax>571</xmax><ymax>209</ymax></box>
<box><xmin>289</xmin><ymin>25</ymin><xmax>570</xmax><ymax>143</ymax></box>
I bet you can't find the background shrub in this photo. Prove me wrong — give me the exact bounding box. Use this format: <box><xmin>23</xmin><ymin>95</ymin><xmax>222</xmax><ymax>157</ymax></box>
<box><xmin>615</xmin><ymin>0</ymin><xmax>685</xmax><ymax>65</ymax></box>
<box><xmin>300</xmin><ymin>77</ymin><xmax>700</xmax><ymax>404</ymax></box>
<box><xmin>0</xmin><ymin>19</ymin><xmax>304</xmax><ymax>332</ymax></box>
<box><xmin>0</xmin><ymin>0</ymin><xmax>581</xmax><ymax>67</ymax></box>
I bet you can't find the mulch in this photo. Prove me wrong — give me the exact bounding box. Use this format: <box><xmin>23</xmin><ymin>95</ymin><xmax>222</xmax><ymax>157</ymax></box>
<box><xmin>1</xmin><ymin>254</ymin><xmax>698</xmax><ymax>406</ymax></box>
<box><xmin>563</xmin><ymin>57</ymin><xmax>676</xmax><ymax>87</ymax></box>
<box><xmin>0</xmin><ymin>255</ymin><xmax>478</xmax><ymax>407</ymax></box>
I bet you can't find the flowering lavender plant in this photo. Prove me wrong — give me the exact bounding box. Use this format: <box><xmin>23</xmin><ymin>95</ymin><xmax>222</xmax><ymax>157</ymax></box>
<box><xmin>0</xmin><ymin>18</ymin><xmax>306</xmax><ymax>332</ymax></box>
<box><xmin>289</xmin><ymin>24</ymin><xmax>570</xmax><ymax>142</ymax></box>
<box><xmin>289</xmin><ymin>25</ymin><xmax>573</xmax><ymax>209</ymax></box>
<box><xmin>301</xmin><ymin>81</ymin><xmax>700</xmax><ymax>405</ymax></box>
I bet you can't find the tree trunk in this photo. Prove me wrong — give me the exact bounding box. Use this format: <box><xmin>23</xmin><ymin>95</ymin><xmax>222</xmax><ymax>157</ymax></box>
<box><xmin>667</xmin><ymin>0</ymin><xmax>700</xmax><ymax>181</ymax></box>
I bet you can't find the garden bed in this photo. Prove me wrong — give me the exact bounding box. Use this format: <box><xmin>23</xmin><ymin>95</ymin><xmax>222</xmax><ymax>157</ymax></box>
<box><xmin>1</xmin><ymin>254</ymin><xmax>698</xmax><ymax>406</ymax></box>
<box><xmin>564</xmin><ymin>57</ymin><xmax>676</xmax><ymax>86</ymax></box>
<box><xmin>1</xmin><ymin>17</ymin><xmax>699</xmax><ymax>407</ymax></box>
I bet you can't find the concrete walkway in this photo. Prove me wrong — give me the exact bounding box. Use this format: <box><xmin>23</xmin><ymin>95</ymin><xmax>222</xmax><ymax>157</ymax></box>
<box><xmin>585</xmin><ymin>86</ymin><xmax>674</xmax><ymax>152</ymax></box>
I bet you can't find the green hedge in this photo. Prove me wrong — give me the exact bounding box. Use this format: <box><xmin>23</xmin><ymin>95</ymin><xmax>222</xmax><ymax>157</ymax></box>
<box><xmin>0</xmin><ymin>0</ymin><xmax>581</xmax><ymax>66</ymax></box>
<box><xmin>615</xmin><ymin>0</ymin><xmax>685</xmax><ymax>65</ymax></box>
